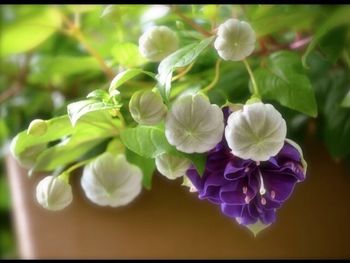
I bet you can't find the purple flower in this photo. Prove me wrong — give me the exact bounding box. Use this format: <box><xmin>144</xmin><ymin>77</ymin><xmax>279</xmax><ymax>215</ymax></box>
<box><xmin>186</xmin><ymin>107</ymin><xmax>306</xmax><ymax>227</ymax></box>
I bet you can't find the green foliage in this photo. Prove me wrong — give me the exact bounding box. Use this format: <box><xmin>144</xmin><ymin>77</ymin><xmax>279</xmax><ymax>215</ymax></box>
<box><xmin>254</xmin><ymin>51</ymin><xmax>317</xmax><ymax>117</ymax></box>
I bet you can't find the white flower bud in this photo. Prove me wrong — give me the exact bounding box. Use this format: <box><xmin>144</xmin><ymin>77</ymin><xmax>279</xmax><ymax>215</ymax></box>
<box><xmin>155</xmin><ymin>153</ymin><xmax>191</xmax><ymax>180</ymax></box>
<box><xmin>139</xmin><ymin>26</ymin><xmax>179</xmax><ymax>62</ymax></box>
<box><xmin>36</xmin><ymin>175</ymin><xmax>73</xmax><ymax>211</ymax></box>
<box><xmin>27</xmin><ymin>119</ymin><xmax>48</xmax><ymax>136</ymax></box>
<box><xmin>165</xmin><ymin>93</ymin><xmax>224</xmax><ymax>154</ymax></box>
<box><xmin>129</xmin><ymin>90</ymin><xmax>167</xmax><ymax>125</ymax></box>
<box><xmin>81</xmin><ymin>152</ymin><xmax>142</xmax><ymax>207</ymax></box>
<box><xmin>214</xmin><ymin>18</ymin><xmax>256</xmax><ymax>61</ymax></box>
<box><xmin>225</xmin><ymin>102</ymin><xmax>287</xmax><ymax>161</ymax></box>
<box><xmin>182</xmin><ymin>176</ymin><xmax>197</xmax><ymax>192</ymax></box>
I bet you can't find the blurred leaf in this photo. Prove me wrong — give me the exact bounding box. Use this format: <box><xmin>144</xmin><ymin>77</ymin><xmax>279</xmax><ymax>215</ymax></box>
<box><xmin>157</xmin><ymin>36</ymin><xmax>215</xmax><ymax>100</ymax></box>
<box><xmin>254</xmin><ymin>51</ymin><xmax>317</xmax><ymax>117</ymax></box>
<box><xmin>319</xmin><ymin>25</ymin><xmax>348</xmax><ymax>64</ymax></box>
<box><xmin>302</xmin><ymin>6</ymin><xmax>350</xmax><ymax>68</ymax></box>
<box><xmin>109</xmin><ymin>69</ymin><xmax>156</xmax><ymax>93</ymax></box>
<box><xmin>120</xmin><ymin>124</ymin><xmax>173</xmax><ymax>158</ymax></box>
<box><xmin>341</xmin><ymin>91</ymin><xmax>350</xmax><ymax>108</ymax></box>
<box><xmin>86</xmin><ymin>89</ymin><xmax>110</xmax><ymax>101</ymax></box>
<box><xmin>66</xmin><ymin>5</ymin><xmax>100</xmax><ymax>14</ymax></box>
<box><xmin>125</xmin><ymin>149</ymin><xmax>155</xmax><ymax>190</ymax></box>
<box><xmin>0</xmin><ymin>176</ymin><xmax>11</xmax><ymax>210</ymax></box>
<box><xmin>181</xmin><ymin>152</ymin><xmax>207</xmax><ymax>177</ymax></box>
<box><xmin>0</xmin><ymin>7</ymin><xmax>62</xmax><ymax>56</ymax></box>
<box><xmin>111</xmin><ymin>42</ymin><xmax>147</xmax><ymax>68</ymax></box>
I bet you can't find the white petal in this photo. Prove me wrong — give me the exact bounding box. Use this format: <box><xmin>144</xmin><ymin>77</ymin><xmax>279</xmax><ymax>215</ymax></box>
<box><xmin>36</xmin><ymin>176</ymin><xmax>73</xmax><ymax>211</ymax></box>
<box><xmin>81</xmin><ymin>153</ymin><xmax>143</xmax><ymax>207</ymax></box>
<box><xmin>155</xmin><ymin>153</ymin><xmax>191</xmax><ymax>180</ymax></box>
<box><xmin>165</xmin><ymin>93</ymin><xmax>224</xmax><ymax>153</ymax></box>
<box><xmin>225</xmin><ymin>102</ymin><xmax>287</xmax><ymax>161</ymax></box>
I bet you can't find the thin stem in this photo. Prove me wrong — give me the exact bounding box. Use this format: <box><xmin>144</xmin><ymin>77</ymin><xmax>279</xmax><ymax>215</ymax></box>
<box><xmin>202</xmin><ymin>59</ymin><xmax>221</xmax><ymax>93</ymax></box>
<box><xmin>64</xmin><ymin>157</ymin><xmax>96</xmax><ymax>175</ymax></box>
<box><xmin>172</xmin><ymin>62</ymin><xmax>195</xmax><ymax>81</ymax></box>
<box><xmin>243</xmin><ymin>59</ymin><xmax>259</xmax><ymax>97</ymax></box>
<box><xmin>170</xmin><ymin>5</ymin><xmax>212</xmax><ymax>37</ymax></box>
<box><xmin>62</xmin><ymin>14</ymin><xmax>114</xmax><ymax>80</ymax></box>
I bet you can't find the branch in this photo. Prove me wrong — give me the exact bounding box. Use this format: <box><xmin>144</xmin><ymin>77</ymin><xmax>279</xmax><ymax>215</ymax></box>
<box><xmin>170</xmin><ymin>5</ymin><xmax>212</xmax><ymax>37</ymax></box>
<box><xmin>0</xmin><ymin>54</ymin><xmax>32</xmax><ymax>104</ymax></box>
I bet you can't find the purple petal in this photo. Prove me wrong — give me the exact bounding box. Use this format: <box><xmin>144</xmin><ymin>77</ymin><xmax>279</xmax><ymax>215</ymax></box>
<box><xmin>221</xmin><ymin>203</ymin><xmax>244</xmax><ymax>218</ymax></box>
<box><xmin>262</xmin><ymin>171</ymin><xmax>298</xmax><ymax>202</ymax></box>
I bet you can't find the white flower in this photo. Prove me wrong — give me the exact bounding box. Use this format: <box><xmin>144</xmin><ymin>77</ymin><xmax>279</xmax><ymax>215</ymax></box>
<box><xmin>81</xmin><ymin>152</ymin><xmax>143</xmax><ymax>207</ymax></box>
<box><xmin>165</xmin><ymin>93</ymin><xmax>224</xmax><ymax>154</ymax></box>
<box><xmin>155</xmin><ymin>153</ymin><xmax>191</xmax><ymax>180</ymax></box>
<box><xmin>36</xmin><ymin>175</ymin><xmax>73</xmax><ymax>211</ymax></box>
<box><xmin>182</xmin><ymin>176</ymin><xmax>198</xmax><ymax>192</ymax></box>
<box><xmin>129</xmin><ymin>90</ymin><xmax>167</xmax><ymax>125</ymax></box>
<box><xmin>139</xmin><ymin>25</ymin><xmax>179</xmax><ymax>62</ymax></box>
<box><xmin>225</xmin><ymin>102</ymin><xmax>287</xmax><ymax>161</ymax></box>
<box><xmin>214</xmin><ymin>18</ymin><xmax>256</xmax><ymax>61</ymax></box>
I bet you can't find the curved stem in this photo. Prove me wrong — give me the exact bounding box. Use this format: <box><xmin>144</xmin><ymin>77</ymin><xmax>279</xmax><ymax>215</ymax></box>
<box><xmin>202</xmin><ymin>59</ymin><xmax>221</xmax><ymax>93</ymax></box>
<box><xmin>243</xmin><ymin>59</ymin><xmax>259</xmax><ymax>97</ymax></box>
<box><xmin>172</xmin><ymin>62</ymin><xmax>195</xmax><ymax>81</ymax></box>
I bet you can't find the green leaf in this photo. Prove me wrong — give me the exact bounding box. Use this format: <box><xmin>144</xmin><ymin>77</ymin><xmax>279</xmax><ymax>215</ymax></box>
<box><xmin>319</xmin><ymin>26</ymin><xmax>348</xmax><ymax>64</ymax></box>
<box><xmin>157</xmin><ymin>36</ymin><xmax>215</xmax><ymax>100</ymax></box>
<box><xmin>67</xmin><ymin>99</ymin><xmax>120</xmax><ymax>126</ymax></box>
<box><xmin>171</xmin><ymin>150</ymin><xmax>207</xmax><ymax>177</ymax></box>
<box><xmin>254</xmin><ymin>51</ymin><xmax>317</xmax><ymax>117</ymax></box>
<box><xmin>109</xmin><ymin>69</ymin><xmax>156</xmax><ymax>93</ymax></box>
<box><xmin>341</xmin><ymin>91</ymin><xmax>350</xmax><ymax>108</ymax></box>
<box><xmin>246</xmin><ymin>220</ymin><xmax>271</xmax><ymax>237</ymax></box>
<box><xmin>86</xmin><ymin>89</ymin><xmax>110</xmax><ymax>101</ymax></box>
<box><xmin>120</xmin><ymin>125</ymin><xmax>173</xmax><ymax>158</ymax></box>
<box><xmin>0</xmin><ymin>7</ymin><xmax>62</xmax><ymax>56</ymax></box>
<box><xmin>302</xmin><ymin>6</ymin><xmax>350</xmax><ymax>68</ymax></box>
<box><xmin>10</xmin><ymin>115</ymin><xmax>73</xmax><ymax>161</ymax></box>
<box><xmin>125</xmin><ymin>149</ymin><xmax>155</xmax><ymax>190</ymax></box>
<box><xmin>0</xmin><ymin>176</ymin><xmax>11</xmax><ymax>210</ymax></box>
<box><xmin>31</xmin><ymin>110</ymin><xmax>121</xmax><ymax>172</ymax></box>
<box><xmin>111</xmin><ymin>42</ymin><xmax>147</xmax><ymax>68</ymax></box>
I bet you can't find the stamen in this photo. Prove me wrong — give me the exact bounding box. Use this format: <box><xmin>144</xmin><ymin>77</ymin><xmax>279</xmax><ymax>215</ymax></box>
<box><xmin>261</xmin><ymin>197</ymin><xmax>266</xmax><ymax>205</ymax></box>
<box><xmin>244</xmin><ymin>196</ymin><xmax>250</xmax><ymax>204</ymax></box>
<box><xmin>242</xmin><ymin>186</ymin><xmax>248</xmax><ymax>194</ymax></box>
<box><xmin>256</xmin><ymin>161</ymin><xmax>260</xmax><ymax>166</ymax></box>
<box><xmin>244</xmin><ymin>167</ymin><xmax>250</xmax><ymax>173</ymax></box>
<box><xmin>258</xmin><ymin>170</ymin><xmax>266</xmax><ymax>195</ymax></box>
<box><xmin>271</xmin><ymin>190</ymin><xmax>276</xmax><ymax>199</ymax></box>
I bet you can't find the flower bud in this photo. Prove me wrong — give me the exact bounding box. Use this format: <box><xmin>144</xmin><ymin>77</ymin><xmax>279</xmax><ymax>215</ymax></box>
<box><xmin>129</xmin><ymin>90</ymin><xmax>167</xmax><ymax>125</ymax></box>
<box><xmin>27</xmin><ymin>119</ymin><xmax>48</xmax><ymax>136</ymax></box>
<box><xmin>81</xmin><ymin>152</ymin><xmax>143</xmax><ymax>207</ymax></box>
<box><xmin>139</xmin><ymin>26</ymin><xmax>179</xmax><ymax>62</ymax></box>
<box><xmin>225</xmin><ymin>102</ymin><xmax>287</xmax><ymax>161</ymax></box>
<box><xmin>165</xmin><ymin>93</ymin><xmax>224</xmax><ymax>153</ymax></box>
<box><xmin>36</xmin><ymin>175</ymin><xmax>73</xmax><ymax>211</ymax></box>
<box><xmin>155</xmin><ymin>153</ymin><xmax>191</xmax><ymax>180</ymax></box>
<box><xmin>214</xmin><ymin>18</ymin><xmax>256</xmax><ymax>61</ymax></box>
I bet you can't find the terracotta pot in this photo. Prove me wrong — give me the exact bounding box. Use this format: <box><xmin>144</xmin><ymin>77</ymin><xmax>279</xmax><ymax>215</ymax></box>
<box><xmin>5</xmin><ymin>137</ymin><xmax>350</xmax><ymax>259</ymax></box>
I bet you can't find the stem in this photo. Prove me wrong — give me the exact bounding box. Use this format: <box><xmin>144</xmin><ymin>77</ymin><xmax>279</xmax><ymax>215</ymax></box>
<box><xmin>243</xmin><ymin>59</ymin><xmax>259</xmax><ymax>97</ymax></box>
<box><xmin>170</xmin><ymin>5</ymin><xmax>212</xmax><ymax>37</ymax></box>
<box><xmin>62</xmin><ymin>14</ymin><xmax>114</xmax><ymax>80</ymax></box>
<box><xmin>64</xmin><ymin>158</ymin><xmax>96</xmax><ymax>175</ymax></box>
<box><xmin>202</xmin><ymin>59</ymin><xmax>221</xmax><ymax>93</ymax></box>
<box><xmin>172</xmin><ymin>62</ymin><xmax>195</xmax><ymax>81</ymax></box>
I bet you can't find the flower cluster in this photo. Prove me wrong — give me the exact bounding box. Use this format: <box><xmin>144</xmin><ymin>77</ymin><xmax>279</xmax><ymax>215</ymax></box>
<box><xmin>11</xmin><ymin>17</ymin><xmax>308</xmax><ymax>235</ymax></box>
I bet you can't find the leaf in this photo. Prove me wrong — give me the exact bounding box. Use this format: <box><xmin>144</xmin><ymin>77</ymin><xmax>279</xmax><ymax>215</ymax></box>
<box><xmin>120</xmin><ymin>125</ymin><xmax>173</xmax><ymax>158</ymax></box>
<box><xmin>0</xmin><ymin>7</ymin><xmax>62</xmax><ymax>56</ymax></box>
<box><xmin>109</xmin><ymin>69</ymin><xmax>156</xmax><ymax>93</ymax></box>
<box><xmin>111</xmin><ymin>42</ymin><xmax>147</xmax><ymax>68</ymax></box>
<box><xmin>125</xmin><ymin>149</ymin><xmax>156</xmax><ymax>190</ymax></box>
<box><xmin>254</xmin><ymin>51</ymin><xmax>317</xmax><ymax>117</ymax></box>
<box><xmin>245</xmin><ymin>220</ymin><xmax>271</xmax><ymax>237</ymax></box>
<box><xmin>302</xmin><ymin>6</ymin><xmax>350</xmax><ymax>68</ymax></box>
<box><xmin>157</xmin><ymin>36</ymin><xmax>215</xmax><ymax>100</ymax></box>
<box><xmin>171</xmin><ymin>150</ymin><xmax>207</xmax><ymax>177</ymax></box>
<box><xmin>86</xmin><ymin>89</ymin><xmax>110</xmax><ymax>101</ymax></box>
<box><xmin>10</xmin><ymin>115</ymin><xmax>73</xmax><ymax>160</ymax></box>
<box><xmin>0</xmin><ymin>176</ymin><xmax>11</xmax><ymax>210</ymax></box>
<box><xmin>31</xmin><ymin>110</ymin><xmax>122</xmax><ymax>172</ymax></box>
<box><xmin>67</xmin><ymin>99</ymin><xmax>119</xmax><ymax>127</ymax></box>
<box><xmin>341</xmin><ymin>91</ymin><xmax>350</xmax><ymax>108</ymax></box>
<box><xmin>319</xmin><ymin>25</ymin><xmax>348</xmax><ymax>64</ymax></box>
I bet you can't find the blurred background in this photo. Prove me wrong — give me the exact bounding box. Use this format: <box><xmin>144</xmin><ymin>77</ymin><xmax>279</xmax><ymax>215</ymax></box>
<box><xmin>0</xmin><ymin>4</ymin><xmax>349</xmax><ymax>259</ymax></box>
